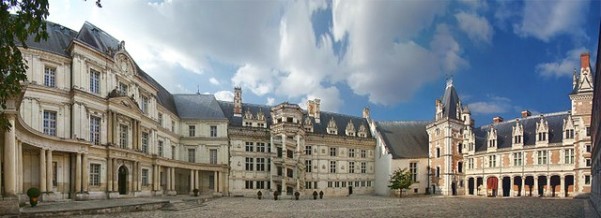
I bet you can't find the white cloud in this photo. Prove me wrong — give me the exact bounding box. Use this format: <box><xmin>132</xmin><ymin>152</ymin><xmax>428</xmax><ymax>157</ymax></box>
<box><xmin>209</xmin><ymin>77</ymin><xmax>220</xmax><ymax>86</ymax></box>
<box><xmin>231</xmin><ymin>64</ymin><xmax>277</xmax><ymax>96</ymax></box>
<box><xmin>458</xmin><ymin>0</ymin><xmax>488</xmax><ymax>11</ymax></box>
<box><xmin>513</xmin><ymin>0</ymin><xmax>588</xmax><ymax>42</ymax></box>
<box><xmin>455</xmin><ymin>12</ymin><xmax>494</xmax><ymax>44</ymax></box>
<box><xmin>536</xmin><ymin>47</ymin><xmax>588</xmax><ymax>77</ymax></box>
<box><xmin>468</xmin><ymin>95</ymin><xmax>512</xmax><ymax>114</ymax></box>
<box><xmin>214</xmin><ymin>90</ymin><xmax>234</xmax><ymax>102</ymax></box>
<box><xmin>266</xmin><ymin>97</ymin><xmax>275</xmax><ymax>106</ymax></box>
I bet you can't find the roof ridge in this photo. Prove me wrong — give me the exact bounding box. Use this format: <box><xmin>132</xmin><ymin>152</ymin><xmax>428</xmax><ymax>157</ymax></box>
<box><xmin>377</xmin><ymin>120</ymin><xmax>431</xmax><ymax>124</ymax></box>
<box><xmin>479</xmin><ymin>110</ymin><xmax>569</xmax><ymax>128</ymax></box>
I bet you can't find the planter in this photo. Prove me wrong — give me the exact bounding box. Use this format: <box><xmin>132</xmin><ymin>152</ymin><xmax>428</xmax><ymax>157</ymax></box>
<box><xmin>294</xmin><ymin>191</ymin><xmax>300</xmax><ymax>200</ymax></box>
<box><xmin>257</xmin><ymin>191</ymin><xmax>262</xmax><ymax>200</ymax></box>
<box><xmin>29</xmin><ymin>197</ymin><xmax>38</xmax><ymax>207</ymax></box>
<box><xmin>26</xmin><ymin>187</ymin><xmax>41</xmax><ymax>207</ymax></box>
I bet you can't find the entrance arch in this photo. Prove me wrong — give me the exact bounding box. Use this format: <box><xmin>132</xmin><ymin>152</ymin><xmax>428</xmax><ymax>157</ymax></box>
<box><xmin>487</xmin><ymin>177</ymin><xmax>498</xmax><ymax>197</ymax></box>
<box><xmin>525</xmin><ymin>176</ymin><xmax>534</xmax><ymax>196</ymax></box>
<box><xmin>118</xmin><ymin>165</ymin><xmax>128</xmax><ymax>195</ymax></box>
<box><xmin>468</xmin><ymin>177</ymin><xmax>475</xmax><ymax>195</ymax></box>
<box><xmin>550</xmin><ymin>175</ymin><xmax>560</xmax><ymax>197</ymax></box>
<box><xmin>502</xmin><ymin>177</ymin><xmax>511</xmax><ymax>197</ymax></box>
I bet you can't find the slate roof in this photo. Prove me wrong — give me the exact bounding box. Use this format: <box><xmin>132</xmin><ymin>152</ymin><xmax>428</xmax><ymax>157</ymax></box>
<box><xmin>473</xmin><ymin>111</ymin><xmax>569</xmax><ymax>152</ymax></box>
<box><xmin>74</xmin><ymin>22</ymin><xmax>121</xmax><ymax>56</ymax></box>
<box><xmin>376</xmin><ymin>121</ymin><xmax>430</xmax><ymax>159</ymax></box>
<box><xmin>173</xmin><ymin>94</ymin><xmax>225</xmax><ymax>120</ymax></box>
<box><xmin>217</xmin><ymin>101</ymin><xmax>273</xmax><ymax>128</ymax></box>
<box><xmin>23</xmin><ymin>20</ymin><xmax>77</xmax><ymax>57</ymax></box>
<box><xmin>441</xmin><ymin>84</ymin><xmax>460</xmax><ymax>120</ymax></box>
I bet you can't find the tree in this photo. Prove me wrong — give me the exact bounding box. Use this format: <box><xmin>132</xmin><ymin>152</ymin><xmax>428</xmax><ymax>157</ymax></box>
<box><xmin>0</xmin><ymin>0</ymin><xmax>49</xmax><ymax>130</ymax></box>
<box><xmin>388</xmin><ymin>168</ymin><xmax>414</xmax><ymax>198</ymax></box>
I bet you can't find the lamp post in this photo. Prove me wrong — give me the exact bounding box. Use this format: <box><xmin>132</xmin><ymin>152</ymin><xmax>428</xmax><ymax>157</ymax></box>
<box><xmin>426</xmin><ymin>166</ymin><xmax>431</xmax><ymax>195</ymax></box>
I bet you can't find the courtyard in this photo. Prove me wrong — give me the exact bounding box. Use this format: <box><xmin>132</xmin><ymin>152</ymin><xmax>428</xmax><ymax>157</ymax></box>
<box><xmin>71</xmin><ymin>195</ymin><xmax>589</xmax><ymax>218</ymax></box>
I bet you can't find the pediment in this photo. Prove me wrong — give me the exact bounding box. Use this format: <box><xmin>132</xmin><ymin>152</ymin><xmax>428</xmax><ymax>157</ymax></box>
<box><xmin>108</xmin><ymin>96</ymin><xmax>143</xmax><ymax>114</ymax></box>
<box><xmin>114</xmin><ymin>51</ymin><xmax>136</xmax><ymax>77</ymax></box>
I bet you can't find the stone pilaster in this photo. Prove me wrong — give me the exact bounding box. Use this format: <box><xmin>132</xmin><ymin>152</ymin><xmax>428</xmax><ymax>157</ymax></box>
<box><xmin>3</xmin><ymin>114</ymin><xmax>17</xmax><ymax>196</ymax></box>
<box><xmin>40</xmin><ymin>149</ymin><xmax>47</xmax><ymax>193</ymax></box>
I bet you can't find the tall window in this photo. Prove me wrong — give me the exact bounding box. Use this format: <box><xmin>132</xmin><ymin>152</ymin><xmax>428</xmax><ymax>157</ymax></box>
<box><xmin>538</xmin><ymin>132</ymin><xmax>547</xmax><ymax>141</ymax></box>
<box><xmin>305</xmin><ymin>145</ymin><xmax>312</xmax><ymax>155</ymax></box>
<box><xmin>90</xmin><ymin>163</ymin><xmax>100</xmax><ymax>186</ymax></box>
<box><xmin>436</xmin><ymin>167</ymin><xmax>440</xmax><ymax>178</ymax></box>
<box><xmin>141</xmin><ymin>169</ymin><xmax>149</xmax><ymax>186</ymax></box>
<box><xmin>587</xmin><ymin>144</ymin><xmax>592</xmax><ymax>153</ymax></box>
<box><xmin>514</xmin><ymin>135</ymin><xmax>522</xmax><ymax>144</ymax></box>
<box><xmin>349</xmin><ymin>149</ymin><xmax>355</xmax><ymax>157</ymax></box>
<box><xmin>468</xmin><ymin>158</ymin><xmax>474</xmax><ymax>169</ymax></box>
<box><xmin>118</xmin><ymin>82</ymin><xmax>128</xmax><ymax>95</ymax></box>
<box><xmin>256</xmin><ymin>158</ymin><xmax>265</xmax><ymax>171</ymax></box>
<box><xmin>158</xmin><ymin>141</ymin><xmax>164</xmax><ymax>157</ymax></box>
<box><xmin>141</xmin><ymin>96</ymin><xmax>149</xmax><ymax>114</ymax></box>
<box><xmin>257</xmin><ymin>142</ymin><xmax>265</xmax><ymax>152</ymax></box>
<box><xmin>537</xmin><ymin>150</ymin><xmax>547</xmax><ymax>165</ymax></box>
<box><xmin>330</xmin><ymin>161</ymin><xmax>336</xmax><ymax>173</ymax></box>
<box><xmin>141</xmin><ymin>132</ymin><xmax>149</xmax><ymax>153</ymax></box>
<box><xmin>565</xmin><ymin>129</ymin><xmax>574</xmax><ymax>139</ymax></box>
<box><xmin>305</xmin><ymin>160</ymin><xmax>312</xmax><ymax>173</ymax></box>
<box><xmin>90</xmin><ymin>69</ymin><xmax>100</xmax><ymax>94</ymax></box>
<box><xmin>210</xmin><ymin>149</ymin><xmax>217</xmax><ymax>164</ymax></box>
<box><xmin>488</xmin><ymin>139</ymin><xmax>496</xmax><ymax>147</ymax></box>
<box><xmin>245</xmin><ymin>142</ymin><xmax>254</xmax><ymax>152</ymax></box>
<box><xmin>43</xmin><ymin>110</ymin><xmax>57</xmax><ymax>136</ymax></box>
<box><xmin>565</xmin><ymin>149</ymin><xmax>574</xmax><ymax>164</ymax></box>
<box><xmin>90</xmin><ymin>116</ymin><xmax>101</xmax><ymax>145</ymax></box>
<box><xmin>330</xmin><ymin>147</ymin><xmax>337</xmax><ymax>157</ymax></box>
<box><xmin>436</xmin><ymin>148</ymin><xmax>440</xmax><ymax>158</ymax></box>
<box><xmin>188</xmin><ymin>125</ymin><xmax>195</xmax><ymax>137</ymax></box>
<box><xmin>119</xmin><ymin>124</ymin><xmax>128</xmax><ymax>148</ymax></box>
<box><xmin>158</xmin><ymin>113</ymin><xmax>163</xmax><ymax>127</ymax></box>
<box><xmin>585</xmin><ymin>175</ymin><xmax>591</xmax><ymax>185</ymax></box>
<box><xmin>513</xmin><ymin>152</ymin><xmax>522</xmax><ymax>166</ymax></box>
<box><xmin>349</xmin><ymin>161</ymin><xmax>355</xmax><ymax>173</ymax></box>
<box><xmin>210</xmin><ymin>126</ymin><xmax>217</xmax><ymax>137</ymax></box>
<box><xmin>44</xmin><ymin>66</ymin><xmax>56</xmax><ymax>87</ymax></box>
<box><xmin>188</xmin><ymin>149</ymin><xmax>195</xmax><ymax>163</ymax></box>
<box><xmin>361</xmin><ymin>162</ymin><xmax>367</xmax><ymax>173</ymax></box>
<box><xmin>360</xmin><ymin>150</ymin><xmax>367</xmax><ymax>158</ymax></box>
<box><xmin>586</xmin><ymin>158</ymin><xmax>592</xmax><ymax>167</ymax></box>
<box><xmin>246</xmin><ymin>157</ymin><xmax>254</xmax><ymax>171</ymax></box>
<box><xmin>245</xmin><ymin>180</ymin><xmax>253</xmax><ymax>189</ymax></box>
<box><xmin>286</xmin><ymin>149</ymin><xmax>293</xmax><ymax>158</ymax></box>
<box><xmin>410</xmin><ymin>162</ymin><xmax>417</xmax><ymax>182</ymax></box>
<box><xmin>489</xmin><ymin>155</ymin><xmax>497</xmax><ymax>167</ymax></box>
<box><xmin>256</xmin><ymin>181</ymin><xmax>265</xmax><ymax>189</ymax></box>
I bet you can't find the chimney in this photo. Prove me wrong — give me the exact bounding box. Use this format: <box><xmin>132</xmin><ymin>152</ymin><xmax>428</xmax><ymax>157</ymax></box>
<box><xmin>362</xmin><ymin>107</ymin><xmax>370</xmax><ymax>119</ymax></box>
<box><xmin>581</xmin><ymin>52</ymin><xmax>590</xmax><ymax>68</ymax></box>
<box><xmin>314</xmin><ymin>99</ymin><xmax>321</xmax><ymax>123</ymax></box>
<box><xmin>307</xmin><ymin>98</ymin><xmax>321</xmax><ymax>123</ymax></box>
<box><xmin>493</xmin><ymin>116</ymin><xmax>504</xmax><ymax>124</ymax></box>
<box><xmin>233</xmin><ymin>87</ymin><xmax>242</xmax><ymax>117</ymax></box>
<box><xmin>521</xmin><ymin>110</ymin><xmax>531</xmax><ymax>118</ymax></box>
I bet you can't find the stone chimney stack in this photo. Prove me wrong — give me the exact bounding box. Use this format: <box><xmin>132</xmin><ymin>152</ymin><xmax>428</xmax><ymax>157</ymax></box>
<box><xmin>521</xmin><ymin>110</ymin><xmax>531</xmax><ymax>118</ymax></box>
<box><xmin>362</xmin><ymin>107</ymin><xmax>370</xmax><ymax>119</ymax></box>
<box><xmin>307</xmin><ymin>98</ymin><xmax>321</xmax><ymax>123</ymax></box>
<box><xmin>581</xmin><ymin>52</ymin><xmax>590</xmax><ymax>68</ymax></box>
<box><xmin>233</xmin><ymin>87</ymin><xmax>242</xmax><ymax>117</ymax></box>
<box><xmin>493</xmin><ymin>116</ymin><xmax>504</xmax><ymax>124</ymax></box>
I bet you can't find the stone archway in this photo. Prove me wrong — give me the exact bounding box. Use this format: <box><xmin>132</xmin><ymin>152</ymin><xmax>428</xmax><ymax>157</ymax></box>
<box><xmin>514</xmin><ymin>176</ymin><xmax>523</xmax><ymax>197</ymax></box>
<box><xmin>487</xmin><ymin>177</ymin><xmax>498</xmax><ymax>197</ymax></box>
<box><xmin>468</xmin><ymin>177</ymin><xmax>475</xmax><ymax>195</ymax></box>
<box><xmin>550</xmin><ymin>175</ymin><xmax>560</xmax><ymax>197</ymax></box>
<box><xmin>502</xmin><ymin>177</ymin><xmax>511</xmax><ymax>197</ymax></box>
<box><xmin>118</xmin><ymin>165</ymin><xmax>128</xmax><ymax>195</ymax></box>
<box><xmin>525</xmin><ymin>176</ymin><xmax>534</xmax><ymax>196</ymax></box>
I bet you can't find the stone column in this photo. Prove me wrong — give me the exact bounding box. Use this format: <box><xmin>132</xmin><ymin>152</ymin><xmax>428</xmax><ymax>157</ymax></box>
<box><xmin>510</xmin><ymin>177</ymin><xmax>514</xmax><ymax>197</ymax></box>
<box><xmin>214</xmin><ymin>171</ymin><xmax>218</xmax><ymax>192</ymax></box>
<box><xmin>497</xmin><ymin>177</ymin><xmax>502</xmax><ymax>197</ymax></box>
<box><xmin>83</xmin><ymin>154</ymin><xmax>89</xmax><ymax>192</ymax></box>
<box><xmin>195</xmin><ymin>170</ymin><xmax>200</xmax><ymax>190</ymax></box>
<box><xmin>137</xmin><ymin>162</ymin><xmax>141</xmax><ymax>191</ymax></box>
<box><xmin>17</xmin><ymin>141</ymin><xmax>22</xmax><ymax>193</ymax></box>
<box><xmin>107</xmin><ymin>157</ymin><xmax>113</xmax><ymax>192</ymax></box>
<box><xmin>47</xmin><ymin>150</ymin><xmax>53</xmax><ymax>191</ymax></box>
<box><xmin>190</xmin><ymin>169</ymin><xmax>194</xmax><ymax>193</ymax></box>
<box><xmin>40</xmin><ymin>149</ymin><xmax>47</xmax><ymax>193</ymax></box>
<box><xmin>132</xmin><ymin>161</ymin><xmax>137</xmax><ymax>192</ymax></box>
<box><xmin>546</xmin><ymin>176</ymin><xmax>551</xmax><ymax>197</ymax></box>
<box><xmin>166</xmin><ymin>167</ymin><xmax>171</xmax><ymax>192</ymax></box>
<box><xmin>560</xmin><ymin>175</ymin><xmax>565</xmax><ymax>198</ymax></box>
<box><xmin>534</xmin><ymin>177</ymin><xmax>538</xmax><ymax>197</ymax></box>
<box><xmin>482</xmin><ymin>178</ymin><xmax>487</xmax><ymax>197</ymax></box>
<box><xmin>75</xmin><ymin>153</ymin><xmax>81</xmax><ymax>193</ymax></box>
<box><xmin>3</xmin><ymin>114</ymin><xmax>17</xmax><ymax>196</ymax></box>
<box><xmin>112</xmin><ymin>159</ymin><xmax>118</xmax><ymax>192</ymax></box>
<box><xmin>171</xmin><ymin>167</ymin><xmax>176</xmax><ymax>191</ymax></box>
<box><xmin>521</xmin><ymin>177</ymin><xmax>525</xmax><ymax>197</ymax></box>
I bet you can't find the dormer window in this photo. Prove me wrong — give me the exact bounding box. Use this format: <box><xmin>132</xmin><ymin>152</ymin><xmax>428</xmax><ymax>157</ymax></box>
<box><xmin>345</xmin><ymin>120</ymin><xmax>356</xmax><ymax>137</ymax></box>
<box><xmin>487</xmin><ymin>127</ymin><xmax>497</xmax><ymax>149</ymax></box>
<box><xmin>512</xmin><ymin>120</ymin><xmax>523</xmax><ymax>147</ymax></box>
<box><xmin>565</xmin><ymin>129</ymin><xmax>574</xmax><ymax>139</ymax></box>
<box><xmin>357</xmin><ymin>124</ymin><xmax>368</xmax><ymax>138</ymax></box>
<box><xmin>538</xmin><ymin>132</ymin><xmax>547</xmax><ymax>141</ymax></box>
<box><xmin>140</xmin><ymin>95</ymin><xmax>149</xmax><ymax>114</ymax></box>
<box><xmin>488</xmin><ymin>139</ymin><xmax>496</xmax><ymax>148</ymax></box>
<box><xmin>513</xmin><ymin>135</ymin><xmax>522</xmax><ymax>144</ymax></box>
<box><xmin>287</xmin><ymin>117</ymin><xmax>294</xmax><ymax>123</ymax></box>
<box><xmin>536</xmin><ymin>116</ymin><xmax>549</xmax><ymax>144</ymax></box>
<box><xmin>327</xmin><ymin>117</ymin><xmax>337</xmax><ymax>135</ymax></box>
<box><xmin>118</xmin><ymin>82</ymin><xmax>128</xmax><ymax>95</ymax></box>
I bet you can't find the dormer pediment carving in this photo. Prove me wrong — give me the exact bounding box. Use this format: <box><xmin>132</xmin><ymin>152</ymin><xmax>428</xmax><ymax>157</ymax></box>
<box><xmin>512</xmin><ymin>119</ymin><xmax>524</xmax><ymax>146</ymax></box>
<box><xmin>115</xmin><ymin>52</ymin><xmax>135</xmax><ymax>77</ymax></box>
<box><xmin>358</xmin><ymin>124</ymin><xmax>368</xmax><ymax>138</ymax></box>
<box><xmin>345</xmin><ymin>120</ymin><xmax>356</xmax><ymax>136</ymax></box>
<box><xmin>487</xmin><ymin>126</ymin><xmax>497</xmax><ymax>149</ymax></box>
<box><xmin>256</xmin><ymin>108</ymin><xmax>265</xmax><ymax>121</ymax></box>
<box><xmin>244</xmin><ymin>108</ymin><xmax>254</xmax><ymax>120</ymax></box>
<box><xmin>327</xmin><ymin>117</ymin><xmax>337</xmax><ymax>135</ymax></box>
<box><xmin>536</xmin><ymin>115</ymin><xmax>549</xmax><ymax>143</ymax></box>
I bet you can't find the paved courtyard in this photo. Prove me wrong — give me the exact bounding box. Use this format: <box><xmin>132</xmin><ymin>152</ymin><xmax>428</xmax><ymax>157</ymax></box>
<box><xmin>68</xmin><ymin>195</ymin><xmax>591</xmax><ymax>218</ymax></box>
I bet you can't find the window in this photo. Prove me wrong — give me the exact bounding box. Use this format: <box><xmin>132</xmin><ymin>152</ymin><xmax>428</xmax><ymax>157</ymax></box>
<box><xmin>587</xmin><ymin>144</ymin><xmax>592</xmax><ymax>153</ymax></box>
<box><xmin>257</xmin><ymin>143</ymin><xmax>265</xmax><ymax>152</ymax></box>
<box><xmin>245</xmin><ymin>122</ymin><xmax>252</xmax><ymax>127</ymax></box>
<box><xmin>335</xmin><ymin>181</ymin><xmax>340</xmax><ymax>188</ymax></box>
<box><xmin>586</xmin><ymin>158</ymin><xmax>592</xmax><ymax>167</ymax></box>
<box><xmin>457</xmin><ymin>161</ymin><xmax>463</xmax><ymax>173</ymax></box>
<box><xmin>256</xmin><ymin>158</ymin><xmax>265</xmax><ymax>171</ymax></box>
<box><xmin>537</xmin><ymin>150</ymin><xmax>547</xmax><ymax>165</ymax></box>
<box><xmin>246</xmin><ymin>157</ymin><xmax>254</xmax><ymax>171</ymax></box>
<box><xmin>142</xmin><ymin>169</ymin><xmax>149</xmax><ymax>186</ymax></box>
<box><xmin>119</xmin><ymin>124</ymin><xmax>128</xmax><ymax>148</ymax></box>
<box><xmin>90</xmin><ymin>69</ymin><xmax>100</xmax><ymax>94</ymax></box>
<box><xmin>436</xmin><ymin>148</ymin><xmax>440</xmax><ymax>158</ymax></box>
<box><xmin>141</xmin><ymin>96</ymin><xmax>149</xmax><ymax>114</ymax></box>
<box><xmin>538</xmin><ymin>132</ymin><xmax>547</xmax><ymax>141</ymax></box>
<box><xmin>90</xmin><ymin>163</ymin><xmax>100</xmax><ymax>186</ymax></box>
<box><xmin>305</xmin><ymin>182</ymin><xmax>313</xmax><ymax>189</ymax></box>
<box><xmin>468</xmin><ymin>158</ymin><xmax>474</xmax><ymax>169</ymax></box>
<box><xmin>210</xmin><ymin>149</ymin><xmax>217</xmax><ymax>164</ymax></box>
<box><xmin>565</xmin><ymin>129</ymin><xmax>574</xmax><ymax>139</ymax></box>
<box><xmin>256</xmin><ymin>181</ymin><xmax>265</xmax><ymax>189</ymax></box>
<box><xmin>158</xmin><ymin>113</ymin><xmax>163</xmax><ymax>126</ymax></box>
<box><xmin>361</xmin><ymin>162</ymin><xmax>367</xmax><ymax>173</ymax></box>
<box><xmin>349</xmin><ymin>149</ymin><xmax>355</xmax><ymax>158</ymax></box>
<box><xmin>277</xmin><ymin>147</ymin><xmax>282</xmax><ymax>158</ymax></box>
<box><xmin>513</xmin><ymin>152</ymin><xmax>522</xmax><ymax>166</ymax></box>
<box><xmin>514</xmin><ymin>135</ymin><xmax>522</xmax><ymax>144</ymax></box>
<box><xmin>349</xmin><ymin>162</ymin><xmax>355</xmax><ymax>173</ymax></box>
<box><xmin>587</xmin><ymin>127</ymin><xmax>591</xmax><ymax>136</ymax></box>
<box><xmin>90</xmin><ymin>116</ymin><xmax>101</xmax><ymax>145</ymax></box>
<box><xmin>141</xmin><ymin>132</ymin><xmax>149</xmax><ymax>153</ymax></box>
<box><xmin>410</xmin><ymin>162</ymin><xmax>417</xmax><ymax>182</ymax></box>
<box><xmin>305</xmin><ymin>160</ymin><xmax>312</xmax><ymax>173</ymax></box>
<box><xmin>305</xmin><ymin>145</ymin><xmax>312</xmax><ymax>155</ymax></box>
<box><xmin>436</xmin><ymin>167</ymin><xmax>440</xmax><ymax>178</ymax></box>
<box><xmin>585</xmin><ymin>175</ymin><xmax>591</xmax><ymax>185</ymax></box>
<box><xmin>245</xmin><ymin>142</ymin><xmax>254</xmax><ymax>152</ymax></box>
<box><xmin>488</xmin><ymin>139</ymin><xmax>496</xmax><ymax>147</ymax></box>
<box><xmin>330</xmin><ymin>147</ymin><xmax>337</xmax><ymax>157</ymax></box>
<box><xmin>188</xmin><ymin>149</ymin><xmax>195</xmax><ymax>163</ymax></box>
<box><xmin>328</xmin><ymin>181</ymin><xmax>333</xmax><ymax>188</ymax></box>
<box><xmin>361</xmin><ymin>150</ymin><xmax>367</xmax><ymax>158</ymax></box>
<box><xmin>210</xmin><ymin>126</ymin><xmax>217</xmax><ymax>137</ymax></box>
<box><xmin>43</xmin><ymin>110</ymin><xmax>57</xmax><ymax>136</ymax></box>
<box><xmin>489</xmin><ymin>155</ymin><xmax>497</xmax><ymax>167</ymax></box>
<box><xmin>330</xmin><ymin>161</ymin><xmax>336</xmax><ymax>173</ymax></box>
<box><xmin>565</xmin><ymin>149</ymin><xmax>574</xmax><ymax>164</ymax></box>
<box><xmin>267</xmin><ymin>158</ymin><xmax>271</xmax><ymax>171</ymax></box>
<box><xmin>158</xmin><ymin>141</ymin><xmax>164</xmax><ymax>157</ymax></box>
<box><xmin>286</xmin><ymin>168</ymin><xmax>293</xmax><ymax>178</ymax></box>
<box><xmin>44</xmin><ymin>66</ymin><xmax>56</xmax><ymax>87</ymax></box>
<box><xmin>286</xmin><ymin>149</ymin><xmax>293</xmax><ymax>158</ymax></box>
<box><xmin>245</xmin><ymin>180</ymin><xmax>254</xmax><ymax>189</ymax></box>
<box><xmin>188</xmin><ymin>125</ymin><xmax>195</xmax><ymax>137</ymax></box>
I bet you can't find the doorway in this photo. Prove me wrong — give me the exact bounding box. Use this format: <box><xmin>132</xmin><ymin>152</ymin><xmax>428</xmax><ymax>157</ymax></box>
<box><xmin>118</xmin><ymin>166</ymin><xmax>128</xmax><ymax>195</ymax></box>
<box><xmin>348</xmin><ymin>186</ymin><xmax>353</xmax><ymax>195</ymax></box>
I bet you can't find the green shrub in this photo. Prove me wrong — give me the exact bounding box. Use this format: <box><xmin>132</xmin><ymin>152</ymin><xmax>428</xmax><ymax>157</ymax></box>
<box><xmin>26</xmin><ymin>187</ymin><xmax>41</xmax><ymax>198</ymax></box>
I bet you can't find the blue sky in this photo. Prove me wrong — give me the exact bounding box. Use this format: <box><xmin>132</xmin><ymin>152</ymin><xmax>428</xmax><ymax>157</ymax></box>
<box><xmin>47</xmin><ymin>0</ymin><xmax>600</xmax><ymax>127</ymax></box>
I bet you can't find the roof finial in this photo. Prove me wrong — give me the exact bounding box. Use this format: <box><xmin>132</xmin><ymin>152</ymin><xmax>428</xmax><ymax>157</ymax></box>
<box><xmin>196</xmin><ymin>85</ymin><xmax>200</xmax><ymax>94</ymax></box>
<box><xmin>445</xmin><ymin>74</ymin><xmax>453</xmax><ymax>88</ymax></box>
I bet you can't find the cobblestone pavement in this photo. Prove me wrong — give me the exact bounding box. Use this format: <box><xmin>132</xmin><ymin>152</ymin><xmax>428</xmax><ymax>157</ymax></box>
<box><xmin>74</xmin><ymin>195</ymin><xmax>586</xmax><ymax>218</ymax></box>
